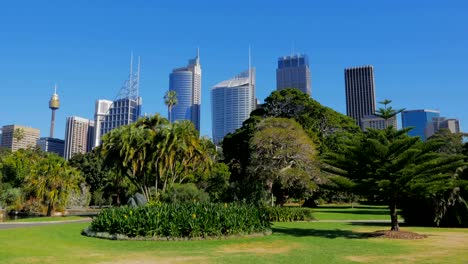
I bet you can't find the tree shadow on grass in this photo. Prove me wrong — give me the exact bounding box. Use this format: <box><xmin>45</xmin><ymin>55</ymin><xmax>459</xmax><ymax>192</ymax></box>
<box><xmin>272</xmin><ymin>227</ymin><xmax>381</xmax><ymax>239</ymax></box>
<box><xmin>314</xmin><ymin>210</ymin><xmax>389</xmax><ymax>215</ymax></box>
<box><xmin>346</xmin><ymin>222</ymin><xmax>406</xmax><ymax>228</ymax></box>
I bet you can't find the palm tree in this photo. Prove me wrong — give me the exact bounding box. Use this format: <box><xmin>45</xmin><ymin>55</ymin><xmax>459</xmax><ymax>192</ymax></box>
<box><xmin>164</xmin><ymin>90</ymin><xmax>178</xmax><ymax>123</ymax></box>
<box><xmin>27</xmin><ymin>154</ymin><xmax>81</xmax><ymax>216</ymax></box>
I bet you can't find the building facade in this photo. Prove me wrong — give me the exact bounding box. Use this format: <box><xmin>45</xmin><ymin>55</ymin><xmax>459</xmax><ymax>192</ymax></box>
<box><xmin>37</xmin><ymin>137</ymin><xmax>65</xmax><ymax>157</ymax></box>
<box><xmin>426</xmin><ymin>117</ymin><xmax>461</xmax><ymax>139</ymax></box>
<box><xmin>360</xmin><ymin>115</ymin><xmax>397</xmax><ymax>131</ymax></box>
<box><xmin>401</xmin><ymin>109</ymin><xmax>440</xmax><ymax>141</ymax></box>
<box><xmin>0</xmin><ymin>125</ymin><xmax>40</xmax><ymax>151</ymax></box>
<box><xmin>169</xmin><ymin>54</ymin><xmax>201</xmax><ymax>130</ymax></box>
<box><xmin>276</xmin><ymin>54</ymin><xmax>311</xmax><ymax>95</ymax></box>
<box><xmin>212</xmin><ymin>69</ymin><xmax>256</xmax><ymax>145</ymax></box>
<box><xmin>64</xmin><ymin>116</ymin><xmax>95</xmax><ymax>160</ymax></box>
<box><xmin>345</xmin><ymin>65</ymin><xmax>383</xmax><ymax>130</ymax></box>
<box><xmin>93</xmin><ymin>99</ymin><xmax>113</xmax><ymax>147</ymax></box>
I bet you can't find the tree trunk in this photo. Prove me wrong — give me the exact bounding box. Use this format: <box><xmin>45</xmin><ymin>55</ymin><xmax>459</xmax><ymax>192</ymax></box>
<box><xmin>47</xmin><ymin>202</ymin><xmax>53</xmax><ymax>217</ymax></box>
<box><xmin>389</xmin><ymin>201</ymin><xmax>399</xmax><ymax>231</ymax></box>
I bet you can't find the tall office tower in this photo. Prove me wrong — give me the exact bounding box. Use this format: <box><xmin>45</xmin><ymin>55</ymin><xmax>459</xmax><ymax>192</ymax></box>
<box><xmin>93</xmin><ymin>55</ymin><xmax>142</xmax><ymax>147</ymax></box>
<box><xmin>64</xmin><ymin>116</ymin><xmax>94</xmax><ymax>160</ymax></box>
<box><xmin>169</xmin><ymin>51</ymin><xmax>202</xmax><ymax>130</ymax></box>
<box><xmin>37</xmin><ymin>137</ymin><xmax>65</xmax><ymax>157</ymax></box>
<box><xmin>401</xmin><ymin>109</ymin><xmax>440</xmax><ymax>141</ymax></box>
<box><xmin>0</xmin><ymin>125</ymin><xmax>40</xmax><ymax>151</ymax></box>
<box><xmin>276</xmin><ymin>54</ymin><xmax>311</xmax><ymax>95</ymax></box>
<box><xmin>345</xmin><ymin>65</ymin><xmax>380</xmax><ymax>129</ymax></box>
<box><xmin>48</xmin><ymin>84</ymin><xmax>60</xmax><ymax>138</ymax></box>
<box><xmin>425</xmin><ymin>117</ymin><xmax>461</xmax><ymax>139</ymax></box>
<box><xmin>93</xmin><ymin>99</ymin><xmax>113</xmax><ymax>147</ymax></box>
<box><xmin>211</xmin><ymin>68</ymin><xmax>256</xmax><ymax>145</ymax></box>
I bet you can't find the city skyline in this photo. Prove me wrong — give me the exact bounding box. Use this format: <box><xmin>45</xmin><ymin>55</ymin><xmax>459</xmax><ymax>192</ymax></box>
<box><xmin>0</xmin><ymin>1</ymin><xmax>467</xmax><ymax>139</ymax></box>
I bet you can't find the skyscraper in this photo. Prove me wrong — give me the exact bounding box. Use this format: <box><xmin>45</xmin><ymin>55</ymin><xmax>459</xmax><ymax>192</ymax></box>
<box><xmin>0</xmin><ymin>125</ymin><xmax>40</xmax><ymax>151</ymax></box>
<box><xmin>276</xmin><ymin>54</ymin><xmax>311</xmax><ymax>95</ymax></box>
<box><xmin>401</xmin><ymin>109</ymin><xmax>440</xmax><ymax>141</ymax></box>
<box><xmin>93</xmin><ymin>55</ymin><xmax>142</xmax><ymax>147</ymax></box>
<box><xmin>93</xmin><ymin>99</ymin><xmax>113</xmax><ymax>148</ymax></box>
<box><xmin>211</xmin><ymin>68</ymin><xmax>256</xmax><ymax>145</ymax></box>
<box><xmin>64</xmin><ymin>116</ymin><xmax>94</xmax><ymax>160</ymax></box>
<box><xmin>169</xmin><ymin>52</ymin><xmax>201</xmax><ymax>130</ymax></box>
<box><xmin>345</xmin><ymin>65</ymin><xmax>384</xmax><ymax>130</ymax></box>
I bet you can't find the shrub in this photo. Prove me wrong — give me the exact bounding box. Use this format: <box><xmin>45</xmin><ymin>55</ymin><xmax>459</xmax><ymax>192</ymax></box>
<box><xmin>161</xmin><ymin>184</ymin><xmax>209</xmax><ymax>203</ymax></box>
<box><xmin>88</xmin><ymin>202</ymin><xmax>270</xmax><ymax>239</ymax></box>
<box><xmin>263</xmin><ymin>206</ymin><xmax>315</xmax><ymax>222</ymax></box>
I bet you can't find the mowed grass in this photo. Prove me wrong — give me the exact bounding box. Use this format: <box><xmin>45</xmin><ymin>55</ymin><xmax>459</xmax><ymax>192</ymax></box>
<box><xmin>312</xmin><ymin>205</ymin><xmax>402</xmax><ymax>221</ymax></box>
<box><xmin>9</xmin><ymin>216</ymin><xmax>85</xmax><ymax>223</ymax></box>
<box><xmin>1</xmin><ymin>221</ymin><xmax>467</xmax><ymax>264</ymax></box>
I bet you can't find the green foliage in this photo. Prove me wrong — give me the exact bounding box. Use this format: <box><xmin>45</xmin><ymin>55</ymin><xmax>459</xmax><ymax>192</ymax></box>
<box><xmin>0</xmin><ymin>187</ymin><xmax>23</xmax><ymax>210</ymax></box>
<box><xmin>323</xmin><ymin>125</ymin><xmax>467</xmax><ymax>230</ymax></box>
<box><xmin>262</xmin><ymin>206</ymin><xmax>315</xmax><ymax>222</ymax></box>
<box><xmin>89</xmin><ymin>203</ymin><xmax>271</xmax><ymax>238</ymax></box>
<box><xmin>161</xmin><ymin>183</ymin><xmax>209</xmax><ymax>203</ymax></box>
<box><xmin>101</xmin><ymin>114</ymin><xmax>214</xmax><ymax>202</ymax></box>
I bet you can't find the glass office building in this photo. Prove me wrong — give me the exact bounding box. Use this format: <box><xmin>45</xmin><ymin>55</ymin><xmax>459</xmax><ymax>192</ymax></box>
<box><xmin>276</xmin><ymin>54</ymin><xmax>311</xmax><ymax>95</ymax></box>
<box><xmin>212</xmin><ymin>69</ymin><xmax>256</xmax><ymax>145</ymax></box>
<box><xmin>169</xmin><ymin>55</ymin><xmax>201</xmax><ymax>130</ymax></box>
<box><xmin>401</xmin><ymin>109</ymin><xmax>440</xmax><ymax>141</ymax></box>
<box><xmin>100</xmin><ymin>97</ymin><xmax>142</xmax><ymax>139</ymax></box>
<box><xmin>37</xmin><ymin>137</ymin><xmax>65</xmax><ymax>157</ymax></box>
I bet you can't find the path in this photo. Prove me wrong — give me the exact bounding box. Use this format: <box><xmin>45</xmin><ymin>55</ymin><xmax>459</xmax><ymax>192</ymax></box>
<box><xmin>0</xmin><ymin>218</ymin><xmax>92</xmax><ymax>230</ymax></box>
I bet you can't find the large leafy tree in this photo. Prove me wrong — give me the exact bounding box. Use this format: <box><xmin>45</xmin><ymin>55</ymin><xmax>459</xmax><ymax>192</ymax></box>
<box><xmin>248</xmin><ymin>118</ymin><xmax>320</xmax><ymax>205</ymax></box>
<box><xmin>323</xmin><ymin>127</ymin><xmax>466</xmax><ymax>231</ymax></box>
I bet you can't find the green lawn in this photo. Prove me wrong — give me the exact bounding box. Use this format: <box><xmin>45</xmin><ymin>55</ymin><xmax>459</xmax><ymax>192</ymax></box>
<box><xmin>312</xmin><ymin>205</ymin><xmax>402</xmax><ymax>221</ymax></box>
<box><xmin>1</xmin><ymin>221</ymin><xmax>467</xmax><ymax>264</ymax></box>
<box><xmin>9</xmin><ymin>216</ymin><xmax>85</xmax><ymax>223</ymax></box>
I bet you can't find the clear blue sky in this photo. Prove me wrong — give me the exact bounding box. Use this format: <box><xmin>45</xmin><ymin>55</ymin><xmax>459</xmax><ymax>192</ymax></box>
<box><xmin>0</xmin><ymin>0</ymin><xmax>467</xmax><ymax>139</ymax></box>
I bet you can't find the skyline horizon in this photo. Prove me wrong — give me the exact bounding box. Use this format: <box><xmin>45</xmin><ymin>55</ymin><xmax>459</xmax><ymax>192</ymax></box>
<box><xmin>1</xmin><ymin>1</ymin><xmax>466</xmax><ymax>140</ymax></box>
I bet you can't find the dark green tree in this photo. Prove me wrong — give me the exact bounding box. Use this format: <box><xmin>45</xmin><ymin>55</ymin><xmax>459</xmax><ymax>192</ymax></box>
<box><xmin>323</xmin><ymin>127</ymin><xmax>466</xmax><ymax>231</ymax></box>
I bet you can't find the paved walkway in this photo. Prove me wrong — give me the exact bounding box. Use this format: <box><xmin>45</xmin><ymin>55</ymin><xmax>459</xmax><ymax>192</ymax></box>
<box><xmin>0</xmin><ymin>218</ymin><xmax>92</xmax><ymax>230</ymax></box>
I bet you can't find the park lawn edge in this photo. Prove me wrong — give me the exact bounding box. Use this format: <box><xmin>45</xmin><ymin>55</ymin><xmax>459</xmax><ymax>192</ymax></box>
<box><xmin>82</xmin><ymin>226</ymin><xmax>272</xmax><ymax>241</ymax></box>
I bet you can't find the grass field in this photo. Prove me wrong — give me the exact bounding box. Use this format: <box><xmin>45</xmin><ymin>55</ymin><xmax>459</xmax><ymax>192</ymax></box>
<box><xmin>1</xmin><ymin>220</ymin><xmax>467</xmax><ymax>264</ymax></box>
<box><xmin>312</xmin><ymin>205</ymin><xmax>402</xmax><ymax>221</ymax></box>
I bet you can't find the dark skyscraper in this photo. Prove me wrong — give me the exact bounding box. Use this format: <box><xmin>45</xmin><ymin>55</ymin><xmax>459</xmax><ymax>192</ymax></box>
<box><xmin>345</xmin><ymin>65</ymin><xmax>376</xmax><ymax>126</ymax></box>
<box><xmin>276</xmin><ymin>54</ymin><xmax>311</xmax><ymax>95</ymax></box>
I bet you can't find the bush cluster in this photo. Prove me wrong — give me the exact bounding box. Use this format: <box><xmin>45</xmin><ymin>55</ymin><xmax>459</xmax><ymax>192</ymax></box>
<box><xmin>88</xmin><ymin>203</ymin><xmax>271</xmax><ymax>239</ymax></box>
<box><xmin>263</xmin><ymin>206</ymin><xmax>315</xmax><ymax>222</ymax></box>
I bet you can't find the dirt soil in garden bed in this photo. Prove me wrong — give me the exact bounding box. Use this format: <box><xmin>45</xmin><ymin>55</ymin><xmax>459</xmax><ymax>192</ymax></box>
<box><xmin>369</xmin><ymin>230</ymin><xmax>427</xmax><ymax>239</ymax></box>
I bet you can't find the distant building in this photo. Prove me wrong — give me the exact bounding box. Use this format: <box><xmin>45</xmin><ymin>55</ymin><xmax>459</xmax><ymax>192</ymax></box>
<box><xmin>426</xmin><ymin>117</ymin><xmax>461</xmax><ymax>139</ymax></box>
<box><xmin>360</xmin><ymin>115</ymin><xmax>397</xmax><ymax>131</ymax></box>
<box><xmin>64</xmin><ymin>116</ymin><xmax>95</xmax><ymax>160</ymax></box>
<box><xmin>169</xmin><ymin>52</ymin><xmax>201</xmax><ymax>130</ymax></box>
<box><xmin>401</xmin><ymin>109</ymin><xmax>440</xmax><ymax>141</ymax></box>
<box><xmin>276</xmin><ymin>54</ymin><xmax>311</xmax><ymax>95</ymax></box>
<box><xmin>37</xmin><ymin>137</ymin><xmax>65</xmax><ymax>157</ymax></box>
<box><xmin>212</xmin><ymin>69</ymin><xmax>256</xmax><ymax>145</ymax></box>
<box><xmin>0</xmin><ymin>125</ymin><xmax>40</xmax><ymax>151</ymax></box>
<box><xmin>93</xmin><ymin>99</ymin><xmax>113</xmax><ymax>148</ymax></box>
<box><xmin>345</xmin><ymin>65</ymin><xmax>376</xmax><ymax>128</ymax></box>
<box><xmin>93</xmin><ymin>55</ymin><xmax>142</xmax><ymax>147</ymax></box>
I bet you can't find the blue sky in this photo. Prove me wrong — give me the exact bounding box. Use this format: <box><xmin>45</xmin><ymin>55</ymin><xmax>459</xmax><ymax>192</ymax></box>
<box><xmin>0</xmin><ymin>0</ymin><xmax>467</xmax><ymax>139</ymax></box>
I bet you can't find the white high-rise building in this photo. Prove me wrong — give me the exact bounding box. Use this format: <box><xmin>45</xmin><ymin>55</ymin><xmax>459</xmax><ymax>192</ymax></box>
<box><xmin>93</xmin><ymin>99</ymin><xmax>113</xmax><ymax>147</ymax></box>
<box><xmin>64</xmin><ymin>116</ymin><xmax>94</xmax><ymax>160</ymax></box>
<box><xmin>211</xmin><ymin>68</ymin><xmax>256</xmax><ymax>145</ymax></box>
